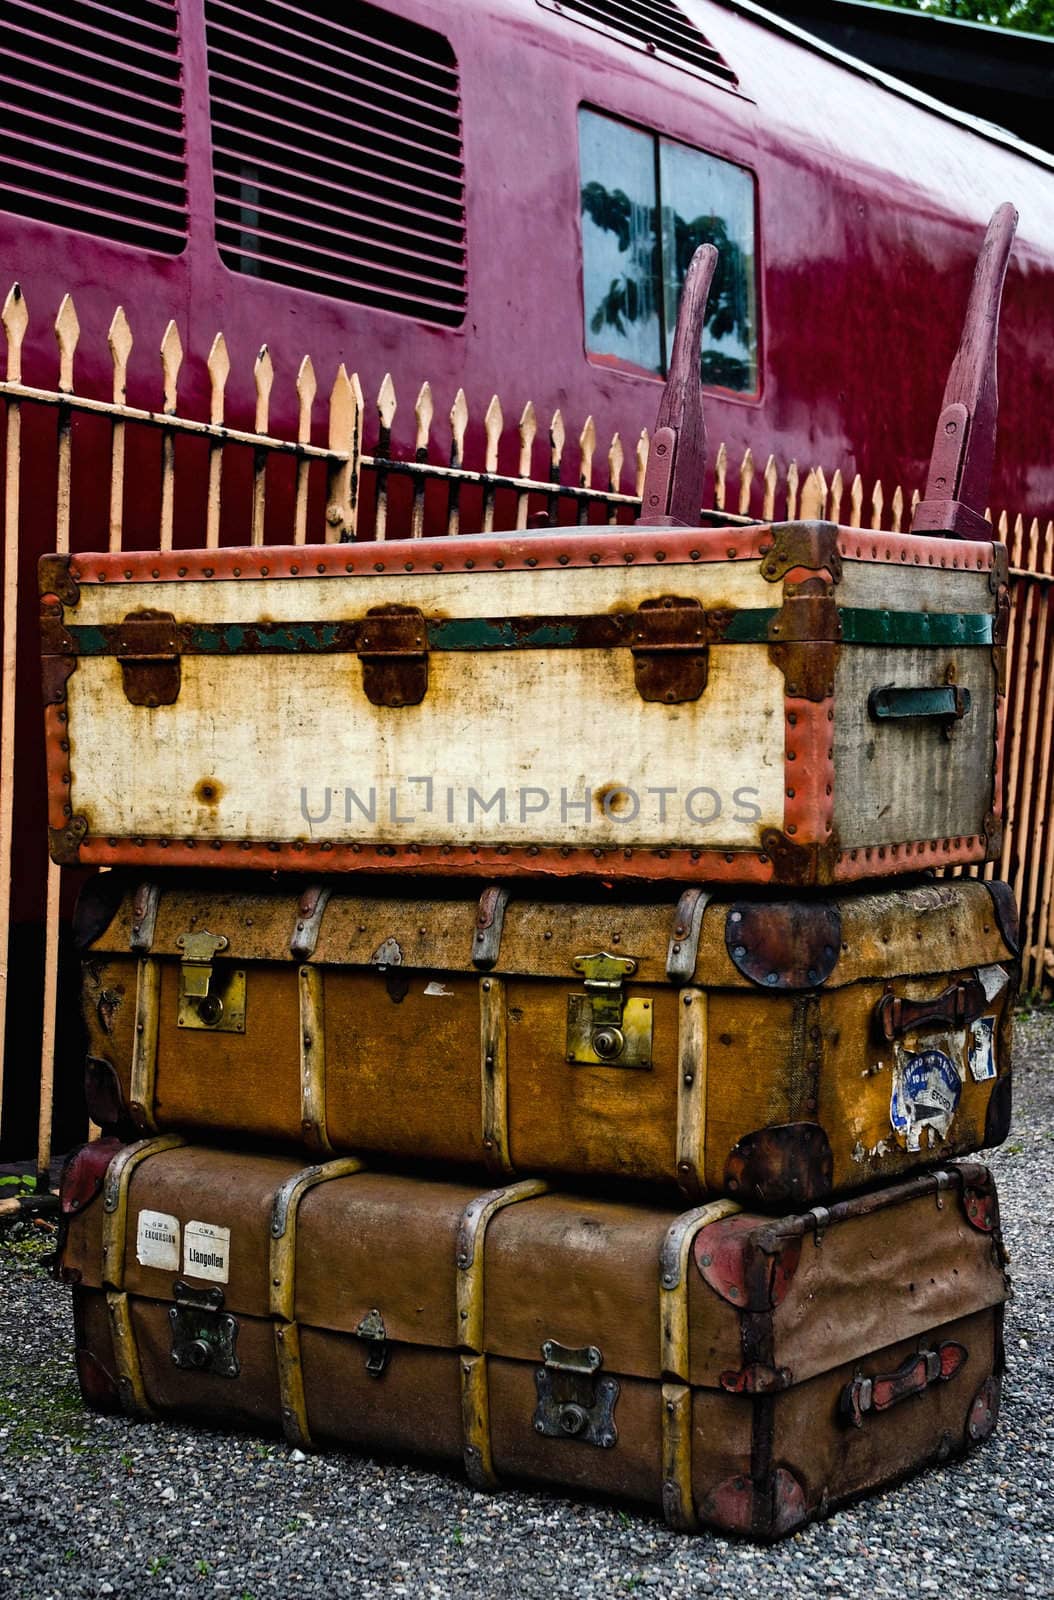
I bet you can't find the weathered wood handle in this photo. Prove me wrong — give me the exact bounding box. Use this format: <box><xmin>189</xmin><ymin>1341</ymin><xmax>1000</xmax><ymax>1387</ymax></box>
<box><xmin>911</xmin><ymin>202</ymin><xmax>1018</xmax><ymax>540</ymax></box>
<box><xmin>638</xmin><ymin>244</ymin><xmax>718</xmax><ymax>526</ymax></box>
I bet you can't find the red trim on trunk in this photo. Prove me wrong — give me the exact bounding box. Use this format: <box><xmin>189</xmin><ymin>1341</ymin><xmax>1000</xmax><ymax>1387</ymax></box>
<box><xmin>834</xmin><ymin>835</ymin><xmax>993</xmax><ymax>880</ymax></box>
<box><xmin>60</xmin><ymin>524</ymin><xmax>995</xmax><ymax>585</ymax></box>
<box><xmin>63</xmin><ymin>831</ymin><xmax>994</xmax><ymax>883</ymax></box>
<box><xmin>783</xmin><ymin>695</ymin><xmax>834</xmax><ymax>844</ymax></box>
<box><xmin>44</xmin><ymin>702</ymin><xmax>72</xmax><ymax>832</ymax></box>
<box><xmin>66</xmin><ymin>526</ymin><xmax>778</xmax><ymax>584</ymax></box>
<box><xmin>836</xmin><ymin>532</ymin><xmax>995</xmax><ymax>570</ymax></box>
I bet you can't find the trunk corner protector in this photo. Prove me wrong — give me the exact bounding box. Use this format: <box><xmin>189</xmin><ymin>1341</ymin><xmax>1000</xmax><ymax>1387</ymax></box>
<box><xmin>694</xmin><ymin>1216</ymin><xmax>803</xmax><ymax>1311</ymax></box>
<box><xmin>724</xmin><ymin>1123</ymin><xmax>834</xmax><ymax>1209</ymax></box>
<box><xmin>59</xmin><ymin>1136</ymin><xmax>124</xmax><ymax>1216</ymax></box>
<box><xmin>725</xmin><ymin>901</ymin><xmax>841</xmax><ymax>989</ymax></box>
<box><xmin>699</xmin><ymin>1467</ymin><xmax>809</xmax><ymax>1540</ymax></box>
<box><xmin>49</xmin><ymin>815</ymin><xmax>89</xmax><ymax>867</ymax></box>
<box><xmin>39</xmin><ymin>551</ymin><xmax>80</xmax><ymax>606</ymax></box>
<box><xmin>759</xmin><ymin>830</ymin><xmax>841</xmax><ymax>888</ymax></box>
<box><xmin>72</xmin><ymin>872</ymin><xmax>128</xmax><ymax>950</ymax></box>
<box><xmin>84</xmin><ymin>1057</ymin><xmax>129</xmax><ymax>1131</ymax></box>
<box><xmin>967</xmin><ymin>1374</ymin><xmax>1001</xmax><ymax>1443</ymax></box>
<box><xmin>758</xmin><ymin>521</ymin><xmax>842</xmax><ymax>585</ymax></box>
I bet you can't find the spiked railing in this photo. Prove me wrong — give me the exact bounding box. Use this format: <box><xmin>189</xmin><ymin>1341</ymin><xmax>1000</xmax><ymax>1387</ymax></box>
<box><xmin>0</xmin><ymin>284</ymin><xmax>1052</xmax><ymax>1206</ymax></box>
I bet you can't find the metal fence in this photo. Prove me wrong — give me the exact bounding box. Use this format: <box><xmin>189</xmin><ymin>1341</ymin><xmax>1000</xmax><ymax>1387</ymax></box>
<box><xmin>1</xmin><ymin>286</ymin><xmax>1050</xmax><ymax>1210</ymax></box>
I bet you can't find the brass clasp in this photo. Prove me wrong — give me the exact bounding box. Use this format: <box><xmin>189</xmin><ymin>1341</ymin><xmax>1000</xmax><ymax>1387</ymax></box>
<box><xmin>566</xmin><ymin>952</ymin><xmax>652</xmax><ymax>1070</ymax></box>
<box><xmin>176</xmin><ymin>930</ymin><xmax>246</xmax><ymax>1033</ymax></box>
<box><xmin>533</xmin><ymin>1340</ymin><xmax>618</xmax><ymax>1448</ymax></box>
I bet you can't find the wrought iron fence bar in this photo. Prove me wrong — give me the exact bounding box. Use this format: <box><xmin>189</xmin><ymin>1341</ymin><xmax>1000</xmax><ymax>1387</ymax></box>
<box><xmin>0</xmin><ymin>377</ymin><xmax>347</xmax><ymax>461</ymax></box>
<box><xmin>370</xmin><ymin>455</ymin><xmax>640</xmax><ymax>505</ymax></box>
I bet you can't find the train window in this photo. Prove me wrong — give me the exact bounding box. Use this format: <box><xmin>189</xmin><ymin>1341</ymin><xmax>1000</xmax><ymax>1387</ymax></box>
<box><xmin>205</xmin><ymin>0</ymin><xmax>467</xmax><ymax>326</ymax></box>
<box><xmin>579</xmin><ymin>109</ymin><xmax>758</xmax><ymax>393</ymax></box>
<box><xmin>0</xmin><ymin>0</ymin><xmax>187</xmax><ymax>254</ymax></box>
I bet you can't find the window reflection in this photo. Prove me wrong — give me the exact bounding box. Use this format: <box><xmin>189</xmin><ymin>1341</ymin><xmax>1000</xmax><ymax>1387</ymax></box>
<box><xmin>579</xmin><ymin>108</ymin><xmax>758</xmax><ymax>393</ymax></box>
<box><xmin>579</xmin><ymin>114</ymin><xmax>660</xmax><ymax>373</ymax></box>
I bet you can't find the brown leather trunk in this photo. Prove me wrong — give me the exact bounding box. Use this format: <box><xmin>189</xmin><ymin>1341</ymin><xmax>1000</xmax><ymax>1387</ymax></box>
<box><xmin>78</xmin><ymin>873</ymin><xmax>1018</xmax><ymax>1207</ymax></box>
<box><xmin>60</xmin><ymin>1140</ymin><xmax>1008</xmax><ymax>1541</ymax></box>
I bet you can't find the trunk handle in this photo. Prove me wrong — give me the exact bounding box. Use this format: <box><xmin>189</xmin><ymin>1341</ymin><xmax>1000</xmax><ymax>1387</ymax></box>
<box><xmin>840</xmin><ymin>1342</ymin><xmax>967</xmax><ymax>1427</ymax></box>
<box><xmin>875</xmin><ymin>976</ymin><xmax>987</xmax><ymax>1041</ymax></box>
<box><xmin>868</xmin><ymin>685</ymin><xmax>972</xmax><ymax>723</ymax></box>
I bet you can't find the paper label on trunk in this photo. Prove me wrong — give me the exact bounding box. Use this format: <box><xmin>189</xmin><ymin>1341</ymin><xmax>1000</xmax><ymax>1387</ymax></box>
<box><xmin>891</xmin><ymin>1044</ymin><xmax>963</xmax><ymax>1151</ymax></box>
<box><xmin>183</xmin><ymin>1219</ymin><xmax>231</xmax><ymax>1283</ymax></box>
<box><xmin>135</xmin><ymin>1209</ymin><xmax>180</xmax><ymax>1271</ymax></box>
<box><xmin>977</xmin><ymin>964</ymin><xmax>1009</xmax><ymax>1003</ymax></box>
<box><xmin>968</xmin><ymin>1016</ymin><xmax>998</xmax><ymax>1082</ymax></box>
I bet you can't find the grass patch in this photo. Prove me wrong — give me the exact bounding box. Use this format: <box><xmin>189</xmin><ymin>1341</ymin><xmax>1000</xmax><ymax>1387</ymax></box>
<box><xmin>0</xmin><ymin>1377</ymin><xmax>91</xmax><ymax>1457</ymax></box>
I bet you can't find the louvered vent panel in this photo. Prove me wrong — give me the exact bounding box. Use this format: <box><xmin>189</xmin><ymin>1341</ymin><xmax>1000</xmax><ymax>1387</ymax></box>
<box><xmin>0</xmin><ymin>0</ymin><xmax>187</xmax><ymax>253</ymax></box>
<box><xmin>205</xmin><ymin>0</ymin><xmax>467</xmax><ymax>325</ymax></box>
<box><xmin>539</xmin><ymin>0</ymin><xmax>738</xmax><ymax>87</ymax></box>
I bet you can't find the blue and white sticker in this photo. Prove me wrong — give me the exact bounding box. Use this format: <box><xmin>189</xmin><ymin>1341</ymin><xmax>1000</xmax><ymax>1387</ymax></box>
<box><xmin>891</xmin><ymin>1048</ymin><xmax>963</xmax><ymax>1152</ymax></box>
<box><xmin>969</xmin><ymin>1016</ymin><xmax>998</xmax><ymax>1082</ymax></box>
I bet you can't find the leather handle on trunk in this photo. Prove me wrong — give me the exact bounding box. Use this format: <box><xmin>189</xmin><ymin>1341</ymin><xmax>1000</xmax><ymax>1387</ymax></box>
<box><xmin>875</xmin><ymin>976</ymin><xmax>987</xmax><ymax>1041</ymax></box>
<box><xmin>840</xmin><ymin>1342</ymin><xmax>967</xmax><ymax>1428</ymax></box>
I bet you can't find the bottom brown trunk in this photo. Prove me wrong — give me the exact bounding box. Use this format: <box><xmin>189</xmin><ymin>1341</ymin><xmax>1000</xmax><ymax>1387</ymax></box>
<box><xmin>61</xmin><ymin>1144</ymin><xmax>1009</xmax><ymax>1541</ymax></box>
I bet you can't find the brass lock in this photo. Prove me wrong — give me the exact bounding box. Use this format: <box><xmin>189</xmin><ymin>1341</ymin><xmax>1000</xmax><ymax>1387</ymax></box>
<box><xmin>176</xmin><ymin>929</ymin><xmax>246</xmax><ymax>1034</ymax></box>
<box><xmin>168</xmin><ymin>1282</ymin><xmax>239</xmax><ymax>1378</ymax></box>
<box><xmin>566</xmin><ymin>952</ymin><xmax>652</xmax><ymax>1070</ymax></box>
<box><xmin>533</xmin><ymin>1340</ymin><xmax>619</xmax><ymax>1448</ymax></box>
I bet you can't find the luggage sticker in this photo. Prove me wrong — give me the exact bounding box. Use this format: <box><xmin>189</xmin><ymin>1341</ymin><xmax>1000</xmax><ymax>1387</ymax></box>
<box><xmin>183</xmin><ymin>1219</ymin><xmax>231</xmax><ymax>1284</ymax></box>
<box><xmin>968</xmin><ymin>1016</ymin><xmax>998</xmax><ymax>1082</ymax></box>
<box><xmin>135</xmin><ymin>1209</ymin><xmax>180</xmax><ymax>1272</ymax></box>
<box><xmin>977</xmin><ymin>964</ymin><xmax>1009</xmax><ymax>1002</ymax></box>
<box><xmin>890</xmin><ymin>1046</ymin><xmax>963</xmax><ymax>1151</ymax></box>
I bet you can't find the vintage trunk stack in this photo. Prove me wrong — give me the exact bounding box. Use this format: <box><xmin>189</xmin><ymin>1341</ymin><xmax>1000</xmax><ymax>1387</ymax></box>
<box><xmin>52</xmin><ymin>208</ymin><xmax>1021</xmax><ymax>1539</ymax></box>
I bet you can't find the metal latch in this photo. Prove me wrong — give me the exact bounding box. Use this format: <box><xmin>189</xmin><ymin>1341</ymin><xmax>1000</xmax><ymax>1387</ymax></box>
<box><xmin>566</xmin><ymin>952</ymin><xmax>652</xmax><ymax>1069</ymax></box>
<box><xmin>114</xmin><ymin>609</ymin><xmax>181</xmax><ymax>707</ymax></box>
<box><xmin>357</xmin><ymin>604</ymin><xmax>428</xmax><ymax>708</ymax></box>
<box><xmin>630</xmin><ymin>597</ymin><xmax>708</xmax><ymax>704</ymax></box>
<box><xmin>354</xmin><ymin>1307</ymin><xmax>389</xmax><ymax>1377</ymax></box>
<box><xmin>176</xmin><ymin>930</ymin><xmax>246</xmax><ymax>1033</ymax></box>
<box><xmin>533</xmin><ymin>1340</ymin><xmax>618</xmax><ymax>1448</ymax></box>
<box><xmin>168</xmin><ymin>1281</ymin><xmax>240</xmax><ymax>1378</ymax></box>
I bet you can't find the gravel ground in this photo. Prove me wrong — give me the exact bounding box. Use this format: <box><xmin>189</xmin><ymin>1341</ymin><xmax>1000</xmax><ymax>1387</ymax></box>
<box><xmin>2</xmin><ymin>1010</ymin><xmax>1053</xmax><ymax>1599</ymax></box>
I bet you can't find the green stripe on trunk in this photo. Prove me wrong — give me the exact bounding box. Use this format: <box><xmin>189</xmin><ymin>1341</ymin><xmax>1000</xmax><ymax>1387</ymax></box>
<box><xmin>64</xmin><ymin>607</ymin><xmax>993</xmax><ymax>655</ymax></box>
